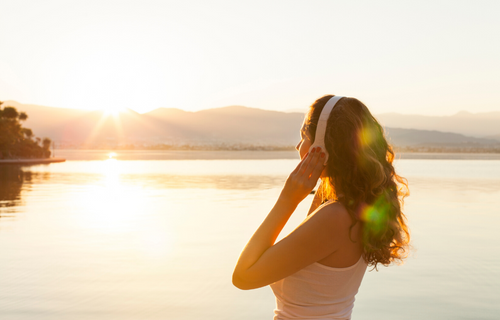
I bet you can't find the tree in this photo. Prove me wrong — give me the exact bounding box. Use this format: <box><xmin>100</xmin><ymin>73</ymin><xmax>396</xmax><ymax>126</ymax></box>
<box><xmin>23</xmin><ymin>128</ymin><xmax>33</xmax><ymax>139</ymax></box>
<box><xmin>42</xmin><ymin>138</ymin><xmax>52</xmax><ymax>157</ymax></box>
<box><xmin>42</xmin><ymin>138</ymin><xmax>51</xmax><ymax>149</ymax></box>
<box><xmin>2</xmin><ymin>106</ymin><xmax>19</xmax><ymax>119</ymax></box>
<box><xmin>0</xmin><ymin>101</ymin><xmax>52</xmax><ymax>159</ymax></box>
<box><xmin>19</xmin><ymin>112</ymin><xmax>28</xmax><ymax>121</ymax></box>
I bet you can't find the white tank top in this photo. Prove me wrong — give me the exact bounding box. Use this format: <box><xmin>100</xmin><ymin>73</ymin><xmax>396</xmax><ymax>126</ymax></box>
<box><xmin>270</xmin><ymin>255</ymin><xmax>367</xmax><ymax>320</ymax></box>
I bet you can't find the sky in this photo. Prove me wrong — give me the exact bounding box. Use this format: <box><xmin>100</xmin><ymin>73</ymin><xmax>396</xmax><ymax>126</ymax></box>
<box><xmin>1</xmin><ymin>0</ymin><xmax>499</xmax><ymax>115</ymax></box>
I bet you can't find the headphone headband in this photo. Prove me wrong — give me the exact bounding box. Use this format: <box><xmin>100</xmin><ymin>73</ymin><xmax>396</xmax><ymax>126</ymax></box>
<box><xmin>310</xmin><ymin>95</ymin><xmax>343</xmax><ymax>164</ymax></box>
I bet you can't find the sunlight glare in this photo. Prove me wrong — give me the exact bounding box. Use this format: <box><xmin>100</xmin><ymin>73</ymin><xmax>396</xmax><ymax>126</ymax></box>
<box><xmin>69</xmin><ymin>159</ymin><xmax>176</xmax><ymax>263</ymax></box>
<box><xmin>69</xmin><ymin>159</ymin><xmax>133</xmax><ymax>234</ymax></box>
<box><xmin>103</xmin><ymin>107</ymin><xmax>125</xmax><ymax>116</ymax></box>
<box><xmin>139</xmin><ymin>229</ymin><xmax>173</xmax><ymax>260</ymax></box>
<box><xmin>53</xmin><ymin>46</ymin><xmax>172</xmax><ymax>112</ymax></box>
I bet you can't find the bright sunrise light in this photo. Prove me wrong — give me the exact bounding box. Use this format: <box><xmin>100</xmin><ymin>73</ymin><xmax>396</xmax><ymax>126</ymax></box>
<box><xmin>50</xmin><ymin>45</ymin><xmax>172</xmax><ymax>114</ymax></box>
<box><xmin>102</xmin><ymin>106</ymin><xmax>125</xmax><ymax>116</ymax></box>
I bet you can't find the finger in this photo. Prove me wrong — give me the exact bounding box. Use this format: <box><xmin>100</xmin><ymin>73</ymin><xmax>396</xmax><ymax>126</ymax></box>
<box><xmin>291</xmin><ymin>151</ymin><xmax>309</xmax><ymax>174</ymax></box>
<box><xmin>293</xmin><ymin>148</ymin><xmax>313</xmax><ymax>174</ymax></box>
<box><xmin>302</xmin><ymin>147</ymin><xmax>322</xmax><ymax>177</ymax></box>
<box><xmin>308</xmin><ymin>152</ymin><xmax>325</xmax><ymax>181</ymax></box>
<box><xmin>299</xmin><ymin>147</ymin><xmax>317</xmax><ymax>175</ymax></box>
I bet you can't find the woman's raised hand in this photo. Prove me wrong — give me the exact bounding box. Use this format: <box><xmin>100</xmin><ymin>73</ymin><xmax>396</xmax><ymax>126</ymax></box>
<box><xmin>280</xmin><ymin>147</ymin><xmax>326</xmax><ymax>206</ymax></box>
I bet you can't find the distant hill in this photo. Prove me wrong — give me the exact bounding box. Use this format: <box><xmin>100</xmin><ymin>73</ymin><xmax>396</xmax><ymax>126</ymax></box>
<box><xmin>4</xmin><ymin>101</ymin><xmax>305</xmax><ymax>145</ymax></box>
<box><xmin>485</xmin><ymin>133</ymin><xmax>500</xmax><ymax>142</ymax></box>
<box><xmin>385</xmin><ymin>128</ymin><xmax>498</xmax><ymax>147</ymax></box>
<box><xmin>375</xmin><ymin>111</ymin><xmax>500</xmax><ymax>138</ymax></box>
<box><xmin>141</xmin><ymin>106</ymin><xmax>306</xmax><ymax>144</ymax></box>
<box><xmin>3</xmin><ymin>100</ymin><xmax>500</xmax><ymax>149</ymax></box>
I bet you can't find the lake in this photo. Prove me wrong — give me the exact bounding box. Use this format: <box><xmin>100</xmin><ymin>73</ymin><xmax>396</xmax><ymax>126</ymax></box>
<box><xmin>1</xmin><ymin>151</ymin><xmax>499</xmax><ymax>320</ymax></box>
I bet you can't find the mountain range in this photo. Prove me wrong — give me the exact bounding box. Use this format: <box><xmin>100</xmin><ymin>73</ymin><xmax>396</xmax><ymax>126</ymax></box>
<box><xmin>376</xmin><ymin>111</ymin><xmax>500</xmax><ymax>138</ymax></box>
<box><xmin>3</xmin><ymin>100</ymin><xmax>500</xmax><ymax>149</ymax></box>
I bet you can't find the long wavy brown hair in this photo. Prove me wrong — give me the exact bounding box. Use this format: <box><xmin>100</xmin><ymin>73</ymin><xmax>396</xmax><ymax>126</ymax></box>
<box><xmin>303</xmin><ymin>95</ymin><xmax>410</xmax><ymax>269</ymax></box>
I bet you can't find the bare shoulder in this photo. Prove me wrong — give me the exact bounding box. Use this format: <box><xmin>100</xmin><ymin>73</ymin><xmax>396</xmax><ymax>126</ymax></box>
<box><xmin>309</xmin><ymin>201</ymin><xmax>355</xmax><ymax>235</ymax></box>
<box><xmin>313</xmin><ymin>201</ymin><xmax>351</xmax><ymax>222</ymax></box>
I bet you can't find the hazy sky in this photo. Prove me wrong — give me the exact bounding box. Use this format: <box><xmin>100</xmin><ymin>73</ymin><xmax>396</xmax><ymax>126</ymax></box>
<box><xmin>1</xmin><ymin>0</ymin><xmax>499</xmax><ymax>115</ymax></box>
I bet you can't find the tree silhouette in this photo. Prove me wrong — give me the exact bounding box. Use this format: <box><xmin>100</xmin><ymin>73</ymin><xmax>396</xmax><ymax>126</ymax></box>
<box><xmin>42</xmin><ymin>137</ymin><xmax>52</xmax><ymax>150</ymax></box>
<box><xmin>0</xmin><ymin>101</ymin><xmax>52</xmax><ymax>159</ymax></box>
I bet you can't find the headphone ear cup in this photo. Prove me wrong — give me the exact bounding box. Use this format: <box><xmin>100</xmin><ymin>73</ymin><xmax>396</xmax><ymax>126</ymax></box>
<box><xmin>319</xmin><ymin>146</ymin><xmax>329</xmax><ymax>165</ymax></box>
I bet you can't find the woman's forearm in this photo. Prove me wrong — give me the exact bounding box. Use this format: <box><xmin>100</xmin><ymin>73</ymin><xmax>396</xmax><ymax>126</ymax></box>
<box><xmin>233</xmin><ymin>196</ymin><xmax>297</xmax><ymax>281</ymax></box>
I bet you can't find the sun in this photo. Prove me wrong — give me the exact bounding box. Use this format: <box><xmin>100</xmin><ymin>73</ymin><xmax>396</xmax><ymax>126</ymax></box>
<box><xmin>102</xmin><ymin>106</ymin><xmax>125</xmax><ymax>116</ymax></box>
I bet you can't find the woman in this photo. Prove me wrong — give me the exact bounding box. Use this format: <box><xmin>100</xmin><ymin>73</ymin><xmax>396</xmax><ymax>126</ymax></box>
<box><xmin>232</xmin><ymin>95</ymin><xmax>410</xmax><ymax>319</ymax></box>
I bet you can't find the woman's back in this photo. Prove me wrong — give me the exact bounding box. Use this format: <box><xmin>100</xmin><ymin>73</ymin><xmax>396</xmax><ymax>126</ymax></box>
<box><xmin>312</xmin><ymin>201</ymin><xmax>364</xmax><ymax>269</ymax></box>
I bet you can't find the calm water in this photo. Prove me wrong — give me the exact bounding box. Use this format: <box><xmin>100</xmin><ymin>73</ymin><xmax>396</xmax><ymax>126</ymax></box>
<box><xmin>1</xmin><ymin>151</ymin><xmax>499</xmax><ymax>320</ymax></box>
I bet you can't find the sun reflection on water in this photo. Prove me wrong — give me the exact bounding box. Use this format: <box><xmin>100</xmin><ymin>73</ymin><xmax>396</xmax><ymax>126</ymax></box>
<box><xmin>71</xmin><ymin>158</ymin><xmax>175</xmax><ymax>260</ymax></box>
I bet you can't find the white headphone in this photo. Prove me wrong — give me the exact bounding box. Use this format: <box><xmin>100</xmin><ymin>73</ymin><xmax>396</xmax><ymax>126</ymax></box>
<box><xmin>309</xmin><ymin>95</ymin><xmax>343</xmax><ymax>165</ymax></box>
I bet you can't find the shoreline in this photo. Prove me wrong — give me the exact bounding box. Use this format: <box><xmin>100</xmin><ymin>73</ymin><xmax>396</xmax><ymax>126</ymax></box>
<box><xmin>397</xmin><ymin>152</ymin><xmax>500</xmax><ymax>160</ymax></box>
<box><xmin>48</xmin><ymin>150</ymin><xmax>500</xmax><ymax>161</ymax></box>
<box><xmin>2</xmin><ymin>151</ymin><xmax>499</xmax><ymax>163</ymax></box>
<box><xmin>0</xmin><ymin>158</ymin><xmax>66</xmax><ymax>165</ymax></box>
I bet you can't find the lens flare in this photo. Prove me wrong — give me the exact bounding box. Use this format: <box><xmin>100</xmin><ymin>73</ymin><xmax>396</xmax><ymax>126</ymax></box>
<box><xmin>358</xmin><ymin>126</ymin><xmax>375</xmax><ymax>147</ymax></box>
<box><xmin>359</xmin><ymin>194</ymin><xmax>391</xmax><ymax>234</ymax></box>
